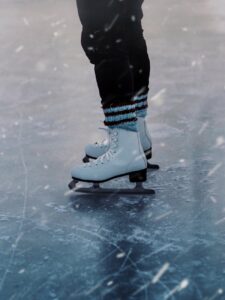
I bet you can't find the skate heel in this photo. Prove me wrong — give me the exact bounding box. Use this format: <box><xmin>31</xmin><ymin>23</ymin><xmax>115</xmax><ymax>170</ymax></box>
<box><xmin>129</xmin><ymin>169</ymin><xmax>147</xmax><ymax>183</ymax></box>
<box><xmin>145</xmin><ymin>148</ymin><xmax>152</xmax><ymax>160</ymax></box>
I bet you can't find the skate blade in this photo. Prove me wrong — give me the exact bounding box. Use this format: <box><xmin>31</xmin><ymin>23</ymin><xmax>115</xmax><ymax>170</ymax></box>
<box><xmin>75</xmin><ymin>188</ymin><xmax>155</xmax><ymax>195</ymax></box>
<box><xmin>82</xmin><ymin>156</ymin><xmax>90</xmax><ymax>163</ymax></box>
<box><xmin>82</xmin><ymin>154</ymin><xmax>97</xmax><ymax>163</ymax></box>
<box><xmin>68</xmin><ymin>179</ymin><xmax>79</xmax><ymax>190</ymax></box>
<box><xmin>74</xmin><ymin>182</ymin><xmax>155</xmax><ymax>195</ymax></box>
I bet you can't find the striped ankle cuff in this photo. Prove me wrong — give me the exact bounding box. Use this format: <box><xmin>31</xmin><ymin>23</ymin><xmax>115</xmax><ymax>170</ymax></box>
<box><xmin>103</xmin><ymin>103</ymin><xmax>137</xmax><ymax>128</ymax></box>
<box><xmin>133</xmin><ymin>94</ymin><xmax>148</xmax><ymax>117</ymax></box>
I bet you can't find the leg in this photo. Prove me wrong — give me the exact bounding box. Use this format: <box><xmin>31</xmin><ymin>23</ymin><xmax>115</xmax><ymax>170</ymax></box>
<box><xmin>76</xmin><ymin>0</ymin><xmax>137</xmax><ymax>131</ymax></box>
<box><xmin>127</xmin><ymin>20</ymin><xmax>150</xmax><ymax>117</ymax></box>
<box><xmin>124</xmin><ymin>0</ymin><xmax>150</xmax><ymax>117</ymax></box>
<box><xmin>77</xmin><ymin>0</ymin><xmax>157</xmax><ymax>162</ymax></box>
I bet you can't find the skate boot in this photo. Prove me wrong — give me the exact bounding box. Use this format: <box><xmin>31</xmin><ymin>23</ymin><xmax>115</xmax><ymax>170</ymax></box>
<box><xmin>69</xmin><ymin>128</ymin><xmax>155</xmax><ymax>194</ymax></box>
<box><xmin>83</xmin><ymin>118</ymin><xmax>159</xmax><ymax>170</ymax></box>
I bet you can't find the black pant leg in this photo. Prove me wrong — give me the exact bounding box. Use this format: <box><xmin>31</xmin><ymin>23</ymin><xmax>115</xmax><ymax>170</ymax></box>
<box><xmin>126</xmin><ymin>19</ymin><xmax>150</xmax><ymax>97</ymax></box>
<box><xmin>76</xmin><ymin>0</ymin><xmax>149</xmax><ymax>108</ymax></box>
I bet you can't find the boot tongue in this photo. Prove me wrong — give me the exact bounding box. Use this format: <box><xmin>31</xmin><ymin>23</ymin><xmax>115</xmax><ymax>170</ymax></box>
<box><xmin>109</xmin><ymin>128</ymin><xmax>119</xmax><ymax>151</ymax></box>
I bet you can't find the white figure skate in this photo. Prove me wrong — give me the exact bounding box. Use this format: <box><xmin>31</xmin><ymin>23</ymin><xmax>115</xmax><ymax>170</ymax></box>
<box><xmin>69</xmin><ymin>128</ymin><xmax>155</xmax><ymax>194</ymax></box>
<box><xmin>83</xmin><ymin>118</ymin><xmax>159</xmax><ymax>170</ymax></box>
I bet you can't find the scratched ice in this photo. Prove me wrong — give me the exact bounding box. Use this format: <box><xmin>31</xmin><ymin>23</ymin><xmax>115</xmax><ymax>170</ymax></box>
<box><xmin>0</xmin><ymin>0</ymin><xmax>225</xmax><ymax>299</ymax></box>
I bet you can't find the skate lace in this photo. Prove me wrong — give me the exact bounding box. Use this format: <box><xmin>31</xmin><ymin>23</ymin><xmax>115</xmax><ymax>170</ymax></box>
<box><xmin>86</xmin><ymin>130</ymin><xmax>118</xmax><ymax>167</ymax></box>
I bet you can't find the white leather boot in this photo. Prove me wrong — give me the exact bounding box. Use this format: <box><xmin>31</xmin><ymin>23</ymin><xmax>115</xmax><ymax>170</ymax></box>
<box><xmin>84</xmin><ymin>117</ymin><xmax>152</xmax><ymax>162</ymax></box>
<box><xmin>71</xmin><ymin>128</ymin><xmax>147</xmax><ymax>183</ymax></box>
<box><xmin>137</xmin><ymin>117</ymin><xmax>152</xmax><ymax>159</ymax></box>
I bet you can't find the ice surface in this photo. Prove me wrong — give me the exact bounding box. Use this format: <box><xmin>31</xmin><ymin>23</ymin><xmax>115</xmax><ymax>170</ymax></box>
<box><xmin>0</xmin><ymin>0</ymin><xmax>225</xmax><ymax>299</ymax></box>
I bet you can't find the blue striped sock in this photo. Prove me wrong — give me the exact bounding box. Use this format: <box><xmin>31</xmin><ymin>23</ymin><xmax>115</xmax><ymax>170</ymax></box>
<box><xmin>103</xmin><ymin>103</ymin><xmax>137</xmax><ymax>132</ymax></box>
<box><xmin>133</xmin><ymin>94</ymin><xmax>148</xmax><ymax>118</ymax></box>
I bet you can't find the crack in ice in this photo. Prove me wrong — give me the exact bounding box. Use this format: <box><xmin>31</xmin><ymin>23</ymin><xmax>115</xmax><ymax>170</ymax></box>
<box><xmin>0</xmin><ymin>114</ymin><xmax>29</xmax><ymax>291</ymax></box>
